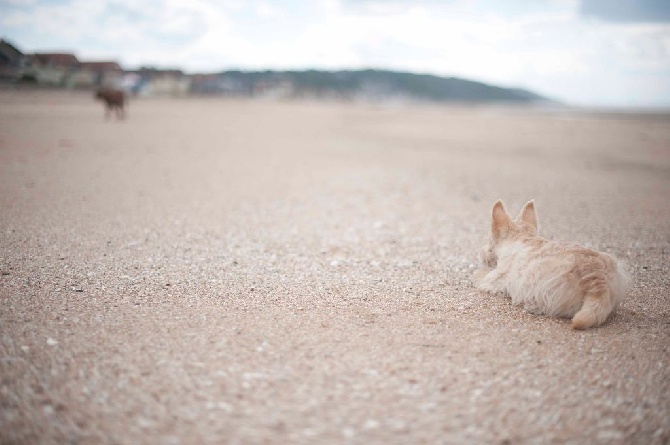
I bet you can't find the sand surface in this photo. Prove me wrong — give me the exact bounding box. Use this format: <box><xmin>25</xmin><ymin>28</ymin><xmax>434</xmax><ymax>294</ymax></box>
<box><xmin>1</xmin><ymin>90</ymin><xmax>669</xmax><ymax>444</ymax></box>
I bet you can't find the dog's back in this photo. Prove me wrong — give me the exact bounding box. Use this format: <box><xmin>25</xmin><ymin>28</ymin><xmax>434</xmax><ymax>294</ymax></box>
<box><xmin>96</xmin><ymin>89</ymin><xmax>124</xmax><ymax>106</ymax></box>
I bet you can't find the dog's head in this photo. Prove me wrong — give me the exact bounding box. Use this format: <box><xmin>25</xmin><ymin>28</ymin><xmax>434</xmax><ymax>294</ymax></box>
<box><xmin>480</xmin><ymin>199</ymin><xmax>538</xmax><ymax>267</ymax></box>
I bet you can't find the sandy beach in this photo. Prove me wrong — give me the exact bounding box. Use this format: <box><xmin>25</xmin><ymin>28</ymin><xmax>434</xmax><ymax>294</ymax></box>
<box><xmin>1</xmin><ymin>90</ymin><xmax>668</xmax><ymax>444</ymax></box>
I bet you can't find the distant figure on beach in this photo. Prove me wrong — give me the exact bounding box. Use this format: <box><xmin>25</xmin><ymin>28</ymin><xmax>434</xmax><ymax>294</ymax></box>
<box><xmin>95</xmin><ymin>88</ymin><xmax>125</xmax><ymax>120</ymax></box>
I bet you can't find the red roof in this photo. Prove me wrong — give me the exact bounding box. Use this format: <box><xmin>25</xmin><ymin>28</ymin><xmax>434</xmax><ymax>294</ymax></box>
<box><xmin>79</xmin><ymin>61</ymin><xmax>122</xmax><ymax>72</ymax></box>
<box><xmin>32</xmin><ymin>53</ymin><xmax>79</xmax><ymax>68</ymax></box>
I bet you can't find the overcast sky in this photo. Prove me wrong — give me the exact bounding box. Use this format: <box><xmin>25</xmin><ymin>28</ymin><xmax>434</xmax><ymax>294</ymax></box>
<box><xmin>2</xmin><ymin>0</ymin><xmax>670</xmax><ymax>107</ymax></box>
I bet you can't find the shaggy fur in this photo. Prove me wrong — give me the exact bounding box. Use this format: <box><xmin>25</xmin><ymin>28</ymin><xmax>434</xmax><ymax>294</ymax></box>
<box><xmin>472</xmin><ymin>200</ymin><xmax>628</xmax><ymax>329</ymax></box>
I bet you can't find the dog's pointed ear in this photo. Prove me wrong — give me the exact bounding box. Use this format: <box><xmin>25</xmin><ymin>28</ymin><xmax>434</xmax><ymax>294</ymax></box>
<box><xmin>491</xmin><ymin>200</ymin><xmax>511</xmax><ymax>239</ymax></box>
<box><xmin>518</xmin><ymin>200</ymin><xmax>538</xmax><ymax>234</ymax></box>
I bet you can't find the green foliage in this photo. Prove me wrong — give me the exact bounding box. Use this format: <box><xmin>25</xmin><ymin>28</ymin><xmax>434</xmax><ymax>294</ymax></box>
<box><xmin>214</xmin><ymin>69</ymin><xmax>549</xmax><ymax>102</ymax></box>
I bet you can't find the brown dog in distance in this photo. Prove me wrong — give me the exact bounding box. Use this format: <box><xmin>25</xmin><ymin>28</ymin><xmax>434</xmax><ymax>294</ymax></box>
<box><xmin>95</xmin><ymin>88</ymin><xmax>125</xmax><ymax>120</ymax></box>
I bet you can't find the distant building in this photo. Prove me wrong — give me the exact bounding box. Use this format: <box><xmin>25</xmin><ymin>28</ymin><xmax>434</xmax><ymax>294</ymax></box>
<box><xmin>0</xmin><ymin>39</ymin><xmax>25</xmax><ymax>80</ymax></box>
<box><xmin>30</xmin><ymin>52</ymin><xmax>80</xmax><ymax>69</ymax></box>
<box><xmin>79</xmin><ymin>61</ymin><xmax>122</xmax><ymax>73</ymax></box>
<box><xmin>190</xmin><ymin>73</ymin><xmax>224</xmax><ymax>94</ymax></box>
<box><xmin>70</xmin><ymin>60</ymin><xmax>123</xmax><ymax>88</ymax></box>
<box><xmin>22</xmin><ymin>52</ymin><xmax>79</xmax><ymax>86</ymax></box>
<box><xmin>127</xmin><ymin>67</ymin><xmax>191</xmax><ymax>96</ymax></box>
<box><xmin>190</xmin><ymin>73</ymin><xmax>251</xmax><ymax>96</ymax></box>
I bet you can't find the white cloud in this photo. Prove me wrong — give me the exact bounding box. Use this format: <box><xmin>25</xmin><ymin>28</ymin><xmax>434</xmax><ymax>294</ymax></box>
<box><xmin>0</xmin><ymin>0</ymin><xmax>36</xmax><ymax>5</ymax></box>
<box><xmin>254</xmin><ymin>1</ymin><xmax>280</xmax><ymax>19</ymax></box>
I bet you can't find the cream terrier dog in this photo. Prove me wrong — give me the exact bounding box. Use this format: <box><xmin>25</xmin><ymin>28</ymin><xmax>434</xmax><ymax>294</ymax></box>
<box><xmin>472</xmin><ymin>200</ymin><xmax>628</xmax><ymax>329</ymax></box>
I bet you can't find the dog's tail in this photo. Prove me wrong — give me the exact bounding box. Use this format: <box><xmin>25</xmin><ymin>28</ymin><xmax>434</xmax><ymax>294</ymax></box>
<box><xmin>571</xmin><ymin>292</ymin><xmax>613</xmax><ymax>329</ymax></box>
<box><xmin>571</xmin><ymin>267</ymin><xmax>627</xmax><ymax>330</ymax></box>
